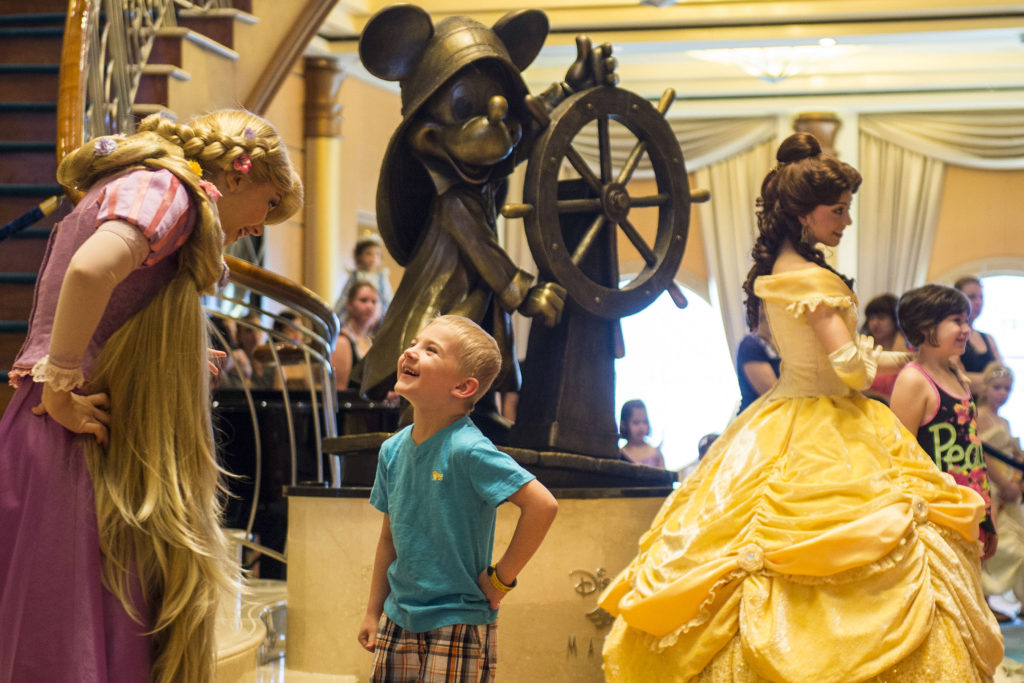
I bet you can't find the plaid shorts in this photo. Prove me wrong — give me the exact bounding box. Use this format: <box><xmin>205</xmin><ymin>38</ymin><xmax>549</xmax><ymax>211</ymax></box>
<box><xmin>371</xmin><ymin>615</ymin><xmax>498</xmax><ymax>682</ymax></box>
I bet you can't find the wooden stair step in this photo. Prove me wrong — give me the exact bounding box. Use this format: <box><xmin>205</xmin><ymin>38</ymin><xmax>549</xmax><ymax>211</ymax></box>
<box><xmin>0</xmin><ymin>192</ymin><xmax>67</xmax><ymax>230</ymax></box>
<box><xmin>176</xmin><ymin>8</ymin><xmax>259</xmax><ymax>51</ymax></box>
<box><xmin>0</xmin><ymin>142</ymin><xmax>56</xmax><ymax>185</ymax></box>
<box><xmin>0</xmin><ymin>372</ymin><xmax>14</xmax><ymax>413</ymax></box>
<box><xmin>0</xmin><ymin>27</ymin><xmax>62</xmax><ymax>64</ymax></box>
<box><xmin>0</xmin><ymin>227</ymin><xmax>51</xmax><ymax>272</ymax></box>
<box><xmin>0</xmin><ymin>273</ymin><xmax>37</xmax><ymax>320</ymax></box>
<box><xmin>0</xmin><ymin>322</ymin><xmax>28</xmax><ymax>370</ymax></box>
<box><xmin>0</xmin><ymin>9</ymin><xmax>65</xmax><ymax>22</ymax></box>
<box><xmin>0</xmin><ymin>103</ymin><xmax>57</xmax><ymax>141</ymax></box>
<box><xmin>151</xmin><ymin>26</ymin><xmax>238</xmax><ymax>69</ymax></box>
<box><xmin>135</xmin><ymin>64</ymin><xmax>191</xmax><ymax>108</ymax></box>
<box><xmin>0</xmin><ymin>65</ymin><xmax>58</xmax><ymax>102</ymax></box>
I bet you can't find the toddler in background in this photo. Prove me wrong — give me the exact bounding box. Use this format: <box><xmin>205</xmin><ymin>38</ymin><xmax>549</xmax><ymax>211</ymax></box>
<box><xmin>618</xmin><ymin>399</ymin><xmax>665</xmax><ymax>468</ymax></box>
<box><xmin>334</xmin><ymin>233</ymin><xmax>392</xmax><ymax>326</ymax></box>
<box><xmin>977</xmin><ymin>362</ymin><xmax>1024</xmax><ymax>620</ymax></box>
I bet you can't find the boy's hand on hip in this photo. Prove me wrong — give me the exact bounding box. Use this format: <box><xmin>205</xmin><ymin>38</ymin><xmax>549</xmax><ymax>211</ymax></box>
<box><xmin>477</xmin><ymin>568</ymin><xmax>505</xmax><ymax>610</ymax></box>
<box><xmin>358</xmin><ymin>614</ymin><xmax>379</xmax><ymax>652</ymax></box>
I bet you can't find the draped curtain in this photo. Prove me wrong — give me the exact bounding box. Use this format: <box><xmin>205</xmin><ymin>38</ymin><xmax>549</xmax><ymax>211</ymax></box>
<box><xmin>857</xmin><ymin>110</ymin><xmax>1024</xmax><ymax>303</ymax></box>
<box><xmin>856</xmin><ymin>136</ymin><xmax>945</xmax><ymax>306</ymax></box>
<box><xmin>692</xmin><ymin>140</ymin><xmax>774</xmax><ymax>354</ymax></box>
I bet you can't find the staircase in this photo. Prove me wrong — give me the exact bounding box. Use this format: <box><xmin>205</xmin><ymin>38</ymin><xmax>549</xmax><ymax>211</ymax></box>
<box><xmin>0</xmin><ymin>1</ymin><xmax>259</xmax><ymax>414</ymax></box>
<box><xmin>0</xmin><ymin>2</ymin><xmax>68</xmax><ymax>411</ymax></box>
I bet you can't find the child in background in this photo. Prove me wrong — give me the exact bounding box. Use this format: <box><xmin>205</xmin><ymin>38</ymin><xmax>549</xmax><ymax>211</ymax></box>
<box><xmin>334</xmin><ymin>233</ymin><xmax>393</xmax><ymax>326</ymax></box>
<box><xmin>891</xmin><ymin>284</ymin><xmax>999</xmax><ymax>559</ymax></box>
<box><xmin>618</xmin><ymin>399</ymin><xmax>665</xmax><ymax>468</ymax></box>
<box><xmin>358</xmin><ymin>315</ymin><xmax>558</xmax><ymax>681</ymax></box>
<box><xmin>860</xmin><ymin>292</ymin><xmax>909</xmax><ymax>404</ymax></box>
<box><xmin>977</xmin><ymin>362</ymin><xmax>1024</xmax><ymax>620</ymax></box>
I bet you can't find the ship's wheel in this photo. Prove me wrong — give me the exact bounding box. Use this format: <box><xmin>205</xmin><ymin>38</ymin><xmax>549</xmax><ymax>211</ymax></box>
<box><xmin>503</xmin><ymin>86</ymin><xmax>702</xmax><ymax>321</ymax></box>
<box><xmin>504</xmin><ymin>84</ymin><xmax>707</xmax><ymax>460</ymax></box>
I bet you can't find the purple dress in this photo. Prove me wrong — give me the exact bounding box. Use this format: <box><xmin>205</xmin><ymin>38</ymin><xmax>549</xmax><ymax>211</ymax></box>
<box><xmin>0</xmin><ymin>169</ymin><xmax>195</xmax><ymax>682</ymax></box>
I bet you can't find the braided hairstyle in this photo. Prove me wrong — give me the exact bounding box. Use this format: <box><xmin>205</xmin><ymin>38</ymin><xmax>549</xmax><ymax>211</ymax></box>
<box><xmin>55</xmin><ymin>110</ymin><xmax>302</xmax><ymax>683</ymax></box>
<box><xmin>741</xmin><ymin>132</ymin><xmax>862</xmax><ymax>330</ymax></box>
<box><xmin>57</xmin><ymin>110</ymin><xmax>303</xmax><ymax>293</ymax></box>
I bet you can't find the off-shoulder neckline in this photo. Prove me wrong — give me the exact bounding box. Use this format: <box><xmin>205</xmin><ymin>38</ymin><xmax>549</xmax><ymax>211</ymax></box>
<box><xmin>759</xmin><ymin>265</ymin><xmax>831</xmax><ymax>279</ymax></box>
<box><xmin>755</xmin><ymin>264</ymin><xmax>855</xmax><ymax>297</ymax></box>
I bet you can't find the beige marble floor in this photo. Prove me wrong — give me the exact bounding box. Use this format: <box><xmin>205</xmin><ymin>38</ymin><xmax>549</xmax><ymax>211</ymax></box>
<box><xmin>249</xmin><ymin>659</ymin><xmax>358</xmax><ymax>683</ymax></box>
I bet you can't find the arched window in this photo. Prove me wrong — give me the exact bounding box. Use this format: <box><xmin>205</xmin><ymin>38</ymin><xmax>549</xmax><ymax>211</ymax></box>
<box><xmin>615</xmin><ymin>284</ymin><xmax>739</xmax><ymax>473</ymax></box>
<box><xmin>975</xmin><ymin>274</ymin><xmax>1023</xmax><ymax>435</ymax></box>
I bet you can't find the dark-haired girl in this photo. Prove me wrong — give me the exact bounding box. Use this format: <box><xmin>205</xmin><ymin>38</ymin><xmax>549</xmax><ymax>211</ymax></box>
<box><xmin>891</xmin><ymin>284</ymin><xmax>1001</xmax><ymax>560</ymax></box>
<box><xmin>599</xmin><ymin>133</ymin><xmax>1002</xmax><ymax>682</ymax></box>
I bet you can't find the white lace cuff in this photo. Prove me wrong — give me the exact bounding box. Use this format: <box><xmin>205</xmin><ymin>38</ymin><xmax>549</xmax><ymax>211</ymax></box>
<box><xmin>31</xmin><ymin>355</ymin><xmax>85</xmax><ymax>391</ymax></box>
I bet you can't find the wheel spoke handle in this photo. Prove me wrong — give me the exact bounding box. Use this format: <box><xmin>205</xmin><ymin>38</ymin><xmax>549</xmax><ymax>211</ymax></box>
<box><xmin>501</xmin><ymin>203</ymin><xmax>535</xmax><ymax>219</ymax></box>
<box><xmin>667</xmin><ymin>281</ymin><xmax>689</xmax><ymax>309</ymax></box>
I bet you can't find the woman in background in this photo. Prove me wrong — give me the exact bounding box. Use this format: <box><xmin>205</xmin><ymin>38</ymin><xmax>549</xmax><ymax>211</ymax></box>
<box><xmin>955</xmin><ymin>275</ymin><xmax>1004</xmax><ymax>396</ymax></box>
<box><xmin>860</xmin><ymin>292</ymin><xmax>909</xmax><ymax>404</ymax></box>
<box><xmin>331</xmin><ymin>281</ymin><xmax>381</xmax><ymax>389</ymax></box>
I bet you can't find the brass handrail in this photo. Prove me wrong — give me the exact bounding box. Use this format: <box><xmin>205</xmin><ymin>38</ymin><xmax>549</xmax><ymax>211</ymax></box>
<box><xmin>224</xmin><ymin>255</ymin><xmax>339</xmax><ymax>350</ymax></box>
<box><xmin>57</xmin><ymin>0</ymin><xmax>93</xmax><ymax>201</ymax></box>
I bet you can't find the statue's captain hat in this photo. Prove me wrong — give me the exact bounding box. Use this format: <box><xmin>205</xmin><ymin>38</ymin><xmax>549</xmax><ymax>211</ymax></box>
<box><xmin>359</xmin><ymin>5</ymin><xmax>548</xmax><ymax>264</ymax></box>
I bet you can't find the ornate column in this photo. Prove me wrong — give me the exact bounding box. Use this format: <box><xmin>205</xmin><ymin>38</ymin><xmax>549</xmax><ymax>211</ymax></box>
<box><xmin>303</xmin><ymin>56</ymin><xmax>346</xmax><ymax>304</ymax></box>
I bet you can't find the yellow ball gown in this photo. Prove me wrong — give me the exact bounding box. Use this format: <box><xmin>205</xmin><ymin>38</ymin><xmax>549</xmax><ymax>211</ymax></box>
<box><xmin>599</xmin><ymin>266</ymin><xmax>1003</xmax><ymax>683</ymax></box>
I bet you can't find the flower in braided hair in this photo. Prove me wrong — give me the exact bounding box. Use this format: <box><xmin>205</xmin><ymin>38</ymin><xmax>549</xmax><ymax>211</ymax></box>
<box><xmin>232</xmin><ymin>153</ymin><xmax>251</xmax><ymax>174</ymax></box>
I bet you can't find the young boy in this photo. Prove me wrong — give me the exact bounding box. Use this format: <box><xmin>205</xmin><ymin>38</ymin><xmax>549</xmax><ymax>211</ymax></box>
<box><xmin>357</xmin><ymin>315</ymin><xmax>558</xmax><ymax>681</ymax></box>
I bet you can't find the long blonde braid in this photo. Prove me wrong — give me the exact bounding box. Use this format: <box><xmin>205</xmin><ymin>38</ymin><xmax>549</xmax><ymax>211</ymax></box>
<box><xmin>63</xmin><ymin>110</ymin><xmax>302</xmax><ymax>683</ymax></box>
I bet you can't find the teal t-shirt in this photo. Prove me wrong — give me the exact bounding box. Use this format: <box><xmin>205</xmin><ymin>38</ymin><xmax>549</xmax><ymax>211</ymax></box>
<box><xmin>369</xmin><ymin>416</ymin><xmax>535</xmax><ymax>633</ymax></box>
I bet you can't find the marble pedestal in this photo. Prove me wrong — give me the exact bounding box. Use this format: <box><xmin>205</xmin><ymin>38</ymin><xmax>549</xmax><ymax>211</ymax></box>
<box><xmin>286</xmin><ymin>486</ymin><xmax>669</xmax><ymax>682</ymax></box>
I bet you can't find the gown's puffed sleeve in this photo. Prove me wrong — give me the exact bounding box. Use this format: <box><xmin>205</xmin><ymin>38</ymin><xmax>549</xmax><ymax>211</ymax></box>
<box><xmin>95</xmin><ymin>168</ymin><xmax>196</xmax><ymax>266</ymax></box>
<box><xmin>753</xmin><ymin>265</ymin><xmax>856</xmax><ymax>317</ymax></box>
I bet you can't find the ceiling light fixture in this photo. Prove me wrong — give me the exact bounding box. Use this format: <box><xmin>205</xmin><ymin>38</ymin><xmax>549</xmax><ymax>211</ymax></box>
<box><xmin>689</xmin><ymin>42</ymin><xmax>854</xmax><ymax>83</ymax></box>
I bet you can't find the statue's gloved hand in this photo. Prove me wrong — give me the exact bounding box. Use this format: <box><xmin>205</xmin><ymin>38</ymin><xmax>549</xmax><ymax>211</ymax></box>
<box><xmin>519</xmin><ymin>282</ymin><xmax>567</xmax><ymax>327</ymax></box>
<box><xmin>564</xmin><ymin>36</ymin><xmax>618</xmax><ymax>92</ymax></box>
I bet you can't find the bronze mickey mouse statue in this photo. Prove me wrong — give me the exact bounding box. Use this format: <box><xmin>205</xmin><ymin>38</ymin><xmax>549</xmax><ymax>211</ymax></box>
<box><xmin>357</xmin><ymin>4</ymin><xmax>616</xmax><ymax>400</ymax></box>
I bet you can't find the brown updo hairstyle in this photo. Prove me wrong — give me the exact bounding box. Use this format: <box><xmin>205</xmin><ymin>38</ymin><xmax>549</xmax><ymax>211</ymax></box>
<box><xmin>896</xmin><ymin>284</ymin><xmax>970</xmax><ymax>348</ymax></box>
<box><xmin>742</xmin><ymin>132</ymin><xmax>862</xmax><ymax>330</ymax></box>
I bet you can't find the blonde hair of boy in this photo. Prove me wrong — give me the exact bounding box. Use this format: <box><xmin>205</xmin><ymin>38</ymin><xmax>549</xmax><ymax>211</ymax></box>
<box><xmin>58</xmin><ymin>110</ymin><xmax>302</xmax><ymax>683</ymax></box>
<box><xmin>433</xmin><ymin>315</ymin><xmax>501</xmax><ymax>403</ymax></box>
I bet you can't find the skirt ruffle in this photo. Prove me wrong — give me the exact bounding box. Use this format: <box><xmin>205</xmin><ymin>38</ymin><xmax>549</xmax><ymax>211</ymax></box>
<box><xmin>600</xmin><ymin>392</ymin><xmax>1003</xmax><ymax>683</ymax></box>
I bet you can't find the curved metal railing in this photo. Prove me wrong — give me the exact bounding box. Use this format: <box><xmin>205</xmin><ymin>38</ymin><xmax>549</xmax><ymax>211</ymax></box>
<box><xmin>205</xmin><ymin>256</ymin><xmax>340</xmax><ymax>566</ymax></box>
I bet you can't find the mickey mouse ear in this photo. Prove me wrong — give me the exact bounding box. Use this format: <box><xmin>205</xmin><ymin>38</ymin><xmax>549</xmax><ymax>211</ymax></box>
<box><xmin>492</xmin><ymin>9</ymin><xmax>549</xmax><ymax>71</ymax></box>
<box><xmin>359</xmin><ymin>4</ymin><xmax>434</xmax><ymax>82</ymax></box>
